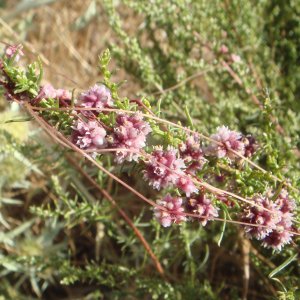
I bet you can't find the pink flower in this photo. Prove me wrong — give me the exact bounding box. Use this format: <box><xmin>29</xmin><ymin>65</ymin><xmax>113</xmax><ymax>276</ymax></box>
<box><xmin>242</xmin><ymin>190</ymin><xmax>296</xmax><ymax>250</ymax></box>
<box><xmin>262</xmin><ymin>218</ymin><xmax>294</xmax><ymax>251</ymax></box>
<box><xmin>176</xmin><ymin>177</ymin><xmax>198</xmax><ymax>197</ymax></box>
<box><xmin>56</xmin><ymin>89</ymin><xmax>72</xmax><ymax>101</ymax></box>
<box><xmin>144</xmin><ymin>146</ymin><xmax>198</xmax><ymax>196</ymax></box>
<box><xmin>110</xmin><ymin>113</ymin><xmax>151</xmax><ymax>163</ymax></box>
<box><xmin>179</xmin><ymin>134</ymin><xmax>207</xmax><ymax>174</ymax></box>
<box><xmin>206</xmin><ymin>126</ymin><xmax>245</xmax><ymax>159</ymax></box>
<box><xmin>243</xmin><ymin>134</ymin><xmax>258</xmax><ymax>157</ymax></box>
<box><xmin>154</xmin><ymin>194</ymin><xmax>186</xmax><ymax>227</ymax></box>
<box><xmin>72</xmin><ymin>120</ymin><xmax>107</xmax><ymax>150</ymax></box>
<box><xmin>231</xmin><ymin>54</ymin><xmax>241</xmax><ymax>63</ymax></box>
<box><xmin>219</xmin><ymin>44</ymin><xmax>229</xmax><ymax>54</ymax></box>
<box><xmin>79</xmin><ymin>84</ymin><xmax>113</xmax><ymax>112</ymax></box>
<box><xmin>275</xmin><ymin>189</ymin><xmax>296</xmax><ymax>214</ymax></box>
<box><xmin>35</xmin><ymin>84</ymin><xmax>71</xmax><ymax>103</ymax></box>
<box><xmin>143</xmin><ymin>146</ymin><xmax>185</xmax><ymax>190</ymax></box>
<box><xmin>5</xmin><ymin>44</ymin><xmax>24</xmax><ymax>62</ymax></box>
<box><xmin>188</xmin><ymin>194</ymin><xmax>218</xmax><ymax>226</ymax></box>
<box><xmin>241</xmin><ymin>195</ymin><xmax>281</xmax><ymax>240</ymax></box>
<box><xmin>37</xmin><ymin>84</ymin><xmax>57</xmax><ymax>99</ymax></box>
<box><xmin>260</xmin><ymin>189</ymin><xmax>296</xmax><ymax>250</ymax></box>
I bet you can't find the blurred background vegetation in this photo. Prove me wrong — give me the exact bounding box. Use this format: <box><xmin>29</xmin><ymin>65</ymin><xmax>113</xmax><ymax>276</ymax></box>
<box><xmin>0</xmin><ymin>0</ymin><xmax>299</xmax><ymax>299</ymax></box>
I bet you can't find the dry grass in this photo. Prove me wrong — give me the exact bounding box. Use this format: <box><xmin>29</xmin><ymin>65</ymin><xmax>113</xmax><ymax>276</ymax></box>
<box><xmin>0</xmin><ymin>0</ymin><xmax>140</xmax><ymax>95</ymax></box>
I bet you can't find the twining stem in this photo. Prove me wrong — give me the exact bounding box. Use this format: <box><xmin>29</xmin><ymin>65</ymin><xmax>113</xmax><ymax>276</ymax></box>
<box><xmin>28</xmin><ymin>104</ymin><xmax>298</xmax><ymax>193</ymax></box>
<box><xmin>21</xmin><ymin>103</ymin><xmax>300</xmax><ymax>237</ymax></box>
<box><xmin>22</xmin><ymin>100</ymin><xmax>289</xmax><ymax>213</ymax></box>
<box><xmin>84</xmin><ymin>147</ymin><xmax>276</xmax><ymax>213</ymax></box>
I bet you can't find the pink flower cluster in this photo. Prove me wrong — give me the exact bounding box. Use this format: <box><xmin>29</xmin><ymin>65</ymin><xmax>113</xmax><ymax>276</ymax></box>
<box><xmin>179</xmin><ymin>134</ymin><xmax>207</xmax><ymax>174</ymax></box>
<box><xmin>187</xmin><ymin>194</ymin><xmax>219</xmax><ymax>226</ymax></box>
<box><xmin>241</xmin><ymin>190</ymin><xmax>295</xmax><ymax>250</ymax></box>
<box><xmin>144</xmin><ymin>146</ymin><xmax>198</xmax><ymax>196</ymax></box>
<box><xmin>154</xmin><ymin>192</ymin><xmax>219</xmax><ymax>227</ymax></box>
<box><xmin>144</xmin><ymin>146</ymin><xmax>185</xmax><ymax>189</ymax></box>
<box><xmin>72</xmin><ymin>120</ymin><xmax>107</xmax><ymax>150</ymax></box>
<box><xmin>231</xmin><ymin>54</ymin><xmax>242</xmax><ymax>64</ymax></box>
<box><xmin>154</xmin><ymin>194</ymin><xmax>186</xmax><ymax>227</ymax></box>
<box><xmin>241</xmin><ymin>195</ymin><xmax>280</xmax><ymax>239</ymax></box>
<box><xmin>262</xmin><ymin>190</ymin><xmax>296</xmax><ymax>250</ymax></box>
<box><xmin>219</xmin><ymin>44</ymin><xmax>242</xmax><ymax>64</ymax></box>
<box><xmin>219</xmin><ymin>44</ymin><xmax>229</xmax><ymax>54</ymax></box>
<box><xmin>79</xmin><ymin>84</ymin><xmax>113</xmax><ymax>112</ymax></box>
<box><xmin>275</xmin><ymin>189</ymin><xmax>296</xmax><ymax>213</ymax></box>
<box><xmin>71</xmin><ymin>85</ymin><xmax>152</xmax><ymax>161</ymax></box>
<box><xmin>243</xmin><ymin>134</ymin><xmax>258</xmax><ymax>158</ymax></box>
<box><xmin>68</xmin><ymin>83</ymin><xmax>265</xmax><ymax>241</ymax></box>
<box><xmin>144</xmin><ymin>127</ymin><xmax>252</xmax><ymax>201</ymax></box>
<box><xmin>111</xmin><ymin>113</ymin><xmax>152</xmax><ymax>163</ymax></box>
<box><xmin>206</xmin><ymin>125</ymin><xmax>245</xmax><ymax>159</ymax></box>
<box><xmin>1</xmin><ymin>44</ymin><xmax>296</xmax><ymax>253</ymax></box>
<box><xmin>35</xmin><ymin>84</ymin><xmax>72</xmax><ymax>103</ymax></box>
<box><xmin>5</xmin><ymin>44</ymin><xmax>24</xmax><ymax>62</ymax></box>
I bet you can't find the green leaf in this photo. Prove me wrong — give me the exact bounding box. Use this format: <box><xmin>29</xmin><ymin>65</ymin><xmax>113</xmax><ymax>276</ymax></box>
<box><xmin>199</xmin><ymin>244</ymin><xmax>210</xmax><ymax>270</ymax></box>
<box><xmin>184</xmin><ymin>105</ymin><xmax>194</xmax><ymax>129</ymax></box>
<box><xmin>269</xmin><ymin>253</ymin><xmax>297</xmax><ymax>278</ymax></box>
<box><xmin>7</xmin><ymin>219</ymin><xmax>35</xmax><ymax>239</ymax></box>
<box><xmin>0</xmin><ymin>197</ymin><xmax>23</xmax><ymax>205</ymax></box>
<box><xmin>217</xmin><ymin>211</ymin><xmax>227</xmax><ymax>247</ymax></box>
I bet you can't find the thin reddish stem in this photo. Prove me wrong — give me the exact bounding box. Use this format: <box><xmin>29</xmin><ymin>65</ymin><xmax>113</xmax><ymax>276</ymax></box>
<box><xmin>66</xmin><ymin>154</ymin><xmax>165</xmax><ymax>276</ymax></box>
<box><xmin>27</xmin><ymin>104</ymin><xmax>298</xmax><ymax>193</ymax></box>
<box><xmin>84</xmin><ymin>147</ymin><xmax>276</xmax><ymax>213</ymax></box>
<box><xmin>24</xmin><ymin>104</ymin><xmax>300</xmax><ymax>237</ymax></box>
